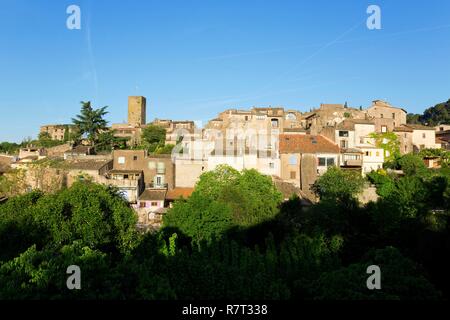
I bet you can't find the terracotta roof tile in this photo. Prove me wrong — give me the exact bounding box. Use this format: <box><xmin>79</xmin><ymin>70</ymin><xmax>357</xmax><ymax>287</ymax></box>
<box><xmin>139</xmin><ymin>189</ymin><xmax>167</xmax><ymax>201</ymax></box>
<box><xmin>279</xmin><ymin>134</ymin><xmax>340</xmax><ymax>154</ymax></box>
<box><xmin>166</xmin><ymin>188</ymin><xmax>194</xmax><ymax>200</ymax></box>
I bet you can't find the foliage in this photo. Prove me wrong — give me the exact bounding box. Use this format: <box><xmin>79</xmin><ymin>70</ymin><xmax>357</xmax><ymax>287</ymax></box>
<box><xmin>96</xmin><ymin>129</ymin><xmax>129</xmax><ymax>152</ymax></box>
<box><xmin>72</xmin><ymin>101</ymin><xmax>109</xmax><ymax>146</ymax></box>
<box><xmin>407</xmin><ymin>113</ymin><xmax>421</xmax><ymax>124</ymax></box>
<box><xmin>419</xmin><ymin>99</ymin><xmax>450</xmax><ymax>126</ymax></box>
<box><xmin>1</xmin><ymin>163</ymin><xmax>449</xmax><ymax>300</ymax></box>
<box><xmin>369</xmin><ymin>132</ymin><xmax>401</xmax><ymax>163</ymax></box>
<box><xmin>0</xmin><ymin>141</ymin><xmax>21</xmax><ymax>154</ymax></box>
<box><xmin>418</xmin><ymin>148</ymin><xmax>450</xmax><ymax>164</ymax></box>
<box><xmin>0</xmin><ymin>169</ymin><xmax>29</xmax><ymax>197</ymax></box>
<box><xmin>141</xmin><ymin>125</ymin><xmax>166</xmax><ymax>153</ymax></box>
<box><xmin>398</xmin><ymin>154</ymin><xmax>427</xmax><ymax>176</ymax></box>
<box><xmin>407</xmin><ymin>99</ymin><xmax>450</xmax><ymax>125</ymax></box>
<box><xmin>163</xmin><ymin>165</ymin><xmax>283</xmax><ymax>242</ymax></box>
<box><xmin>367</xmin><ymin>169</ymin><xmax>396</xmax><ymax>198</ymax></box>
<box><xmin>311</xmin><ymin>166</ymin><xmax>365</xmax><ymax>201</ymax></box>
<box><xmin>154</xmin><ymin>144</ymin><xmax>175</xmax><ymax>154</ymax></box>
<box><xmin>313</xmin><ymin>247</ymin><xmax>442</xmax><ymax>300</ymax></box>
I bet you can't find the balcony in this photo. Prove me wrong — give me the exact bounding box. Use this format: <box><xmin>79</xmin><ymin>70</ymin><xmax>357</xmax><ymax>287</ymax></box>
<box><xmin>343</xmin><ymin>159</ymin><xmax>362</xmax><ymax>167</ymax></box>
<box><xmin>147</xmin><ymin>182</ymin><xmax>168</xmax><ymax>189</ymax></box>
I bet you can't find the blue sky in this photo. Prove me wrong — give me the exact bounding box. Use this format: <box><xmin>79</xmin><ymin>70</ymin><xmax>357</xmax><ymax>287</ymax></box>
<box><xmin>1</xmin><ymin>0</ymin><xmax>449</xmax><ymax>142</ymax></box>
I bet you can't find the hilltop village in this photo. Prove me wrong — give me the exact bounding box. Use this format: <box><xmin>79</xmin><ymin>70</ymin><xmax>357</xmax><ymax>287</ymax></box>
<box><xmin>0</xmin><ymin>96</ymin><xmax>445</xmax><ymax>229</ymax></box>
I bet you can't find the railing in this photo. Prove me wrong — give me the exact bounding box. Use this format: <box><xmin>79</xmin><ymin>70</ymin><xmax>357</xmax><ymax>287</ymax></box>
<box><xmin>344</xmin><ymin>159</ymin><xmax>362</xmax><ymax>166</ymax></box>
<box><xmin>147</xmin><ymin>182</ymin><xmax>168</xmax><ymax>189</ymax></box>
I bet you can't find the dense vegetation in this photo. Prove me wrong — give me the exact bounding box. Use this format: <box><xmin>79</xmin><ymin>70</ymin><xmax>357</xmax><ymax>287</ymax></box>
<box><xmin>407</xmin><ymin>99</ymin><xmax>450</xmax><ymax>125</ymax></box>
<box><xmin>1</xmin><ymin>160</ymin><xmax>449</xmax><ymax>300</ymax></box>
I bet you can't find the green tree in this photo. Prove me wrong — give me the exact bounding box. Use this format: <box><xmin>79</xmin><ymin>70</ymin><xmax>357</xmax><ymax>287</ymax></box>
<box><xmin>420</xmin><ymin>99</ymin><xmax>450</xmax><ymax>126</ymax></box>
<box><xmin>313</xmin><ymin>247</ymin><xmax>441</xmax><ymax>300</ymax></box>
<box><xmin>311</xmin><ymin>166</ymin><xmax>365</xmax><ymax>201</ymax></box>
<box><xmin>163</xmin><ymin>165</ymin><xmax>283</xmax><ymax>242</ymax></box>
<box><xmin>141</xmin><ymin>125</ymin><xmax>166</xmax><ymax>153</ymax></box>
<box><xmin>96</xmin><ymin>129</ymin><xmax>129</xmax><ymax>152</ymax></box>
<box><xmin>398</xmin><ymin>154</ymin><xmax>427</xmax><ymax>176</ymax></box>
<box><xmin>72</xmin><ymin>101</ymin><xmax>109</xmax><ymax>146</ymax></box>
<box><xmin>154</xmin><ymin>144</ymin><xmax>175</xmax><ymax>154</ymax></box>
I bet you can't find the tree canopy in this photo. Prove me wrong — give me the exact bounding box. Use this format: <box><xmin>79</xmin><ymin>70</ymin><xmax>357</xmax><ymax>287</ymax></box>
<box><xmin>72</xmin><ymin>101</ymin><xmax>109</xmax><ymax>146</ymax></box>
<box><xmin>163</xmin><ymin>165</ymin><xmax>283</xmax><ymax>242</ymax></box>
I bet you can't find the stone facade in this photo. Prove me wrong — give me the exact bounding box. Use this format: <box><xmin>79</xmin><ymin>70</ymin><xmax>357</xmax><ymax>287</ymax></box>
<box><xmin>40</xmin><ymin>124</ymin><xmax>75</xmax><ymax>141</ymax></box>
<box><xmin>112</xmin><ymin>150</ymin><xmax>175</xmax><ymax>189</ymax></box>
<box><xmin>128</xmin><ymin>96</ymin><xmax>146</xmax><ymax>126</ymax></box>
<box><xmin>366</xmin><ymin>100</ymin><xmax>407</xmax><ymax>132</ymax></box>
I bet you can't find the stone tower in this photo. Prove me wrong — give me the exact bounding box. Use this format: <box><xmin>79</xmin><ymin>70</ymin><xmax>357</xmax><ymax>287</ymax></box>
<box><xmin>128</xmin><ymin>96</ymin><xmax>147</xmax><ymax>127</ymax></box>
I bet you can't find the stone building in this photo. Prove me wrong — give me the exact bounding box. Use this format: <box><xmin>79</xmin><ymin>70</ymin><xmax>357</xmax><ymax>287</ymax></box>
<box><xmin>128</xmin><ymin>96</ymin><xmax>146</xmax><ymax>126</ymax></box>
<box><xmin>112</xmin><ymin>96</ymin><xmax>148</xmax><ymax>146</ymax></box>
<box><xmin>302</xmin><ymin>103</ymin><xmax>366</xmax><ymax>135</ymax></box>
<box><xmin>279</xmin><ymin>134</ymin><xmax>340</xmax><ymax>198</ymax></box>
<box><xmin>366</xmin><ymin>100</ymin><xmax>407</xmax><ymax>132</ymax></box>
<box><xmin>334</xmin><ymin>119</ymin><xmax>384</xmax><ymax>174</ymax></box>
<box><xmin>112</xmin><ymin>150</ymin><xmax>175</xmax><ymax>189</ymax></box>
<box><xmin>40</xmin><ymin>124</ymin><xmax>75</xmax><ymax>141</ymax></box>
<box><xmin>394</xmin><ymin>124</ymin><xmax>439</xmax><ymax>154</ymax></box>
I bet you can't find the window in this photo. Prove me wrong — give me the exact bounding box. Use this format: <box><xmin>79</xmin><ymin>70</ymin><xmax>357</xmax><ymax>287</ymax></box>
<box><xmin>392</xmin><ymin>113</ymin><xmax>395</xmax><ymax>119</ymax></box>
<box><xmin>133</xmin><ymin>156</ymin><xmax>138</xmax><ymax>161</ymax></box>
<box><xmin>340</xmin><ymin>140</ymin><xmax>347</xmax><ymax>148</ymax></box>
<box><xmin>269</xmin><ymin>162</ymin><xmax>274</xmax><ymax>169</ymax></box>
<box><xmin>360</xmin><ymin>137</ymin><xmax>364</xmax><ymax>144</ymax></box>
<box><xmin>339</xmin><ymin>131</ymin><xmax>349</xmax><ymax>137</ymax></box>
<box><xmin>139</xmin><ymin>202</ymin><xmax>146</xmax><ymax>208</ymax></box>
<box><xmin>123</xmin><ymin>174</ymin><xmax>129</xmax><ymax>179</ymax></box>
<box><xmin>271</xmin><ymin>119</ymin><xmax>279</xmax><ymax>128</ymax></box>
<box><xmin>376</xmin><ymin>151</ymin><xmax>380</xmax><ymax>157</ymax></box>
<box><xmin>289</xmin><ymin>155</ymin><xmax>297</xmax><ymax>165</ymax></box>
<box><xmin>381</xmin><ymin>114</ymin><xmax>384</xmax><ymax>118</ymax></box>
<box><xmin>405</xmin><ymin>145</ymin><xmax>407</xmax><ymax>152</ymax></box>
<box><xmin>118</xmin><ymin>156</ymin><xmax>125</xmax><ymax>164</ymax></box>
<box><xmin>245</xmin><ymin>116</ymin><xmax>249</xmax><ymax>121</ymax></box>
<box><xmin>318</xmin><ymin>157</ymin><xmax>335</xmax><ymax>166</ymax></box>
<box><xmin>290</xmin><ymin>171</ymin><xmax>296</xmax><ymax>179</ymax></box>
<box><xmin>151</xmin><ymin>202</ymin><xmax>158</xmax><ymax>207</ymax></box>
<box><xmin>422</xmin><ymin>133</ymin><xmax>426</xmax><ymax>139</ymax></box>
<box><xmin>381</xmin><ymin>125</ymin><xmax>387</xmax><ymax>133</ymax></box>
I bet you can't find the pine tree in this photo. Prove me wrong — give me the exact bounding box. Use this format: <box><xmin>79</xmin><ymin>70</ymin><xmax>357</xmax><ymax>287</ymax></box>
<box><xmin>72</xmin><ymin>101</ymin><xmax>109</xmax><ymax>146</ymax></box>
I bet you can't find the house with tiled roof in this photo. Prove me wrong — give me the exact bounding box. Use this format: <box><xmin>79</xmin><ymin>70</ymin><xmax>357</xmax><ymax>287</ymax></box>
<box><xmin>394</xmin><ymin>124</ymin><xmax>439</xmax><ymax>154</ymax></box>
<box><xmin>279</xmin><ymin>134</ymin><xmax>340</xmax><ymax>197</ymax></box>
<box><xmin>334</xmin><ymin>119</ymin><xmax>384</xmax><ymax>174</ymax></box>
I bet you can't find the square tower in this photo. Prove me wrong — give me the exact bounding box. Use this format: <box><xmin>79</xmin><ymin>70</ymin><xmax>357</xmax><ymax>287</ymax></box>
<box><xmin>128</xmin><ymin>96</ymin><xmax>147</xmax><ymax>126</ymax></box>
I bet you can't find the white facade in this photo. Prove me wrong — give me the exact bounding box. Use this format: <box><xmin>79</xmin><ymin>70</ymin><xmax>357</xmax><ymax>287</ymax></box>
<box><xmin>411</xmin><ymin>129</ymin><xmax>439</xmax><ymax>150</ymax></box>
<box><xmin>360</xmin><ymin>147</ymin><xmax>384</xmax><ymax>174</ymax></box>
<box><xmin>316</xmin><ymin>153</ymin><xmax>340</xmax><ymax>175</ymax></box>
<box><xmin>207</xmin><ymin>153</ymin><xmax>280</xmax><ymax>177</ymax></box>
